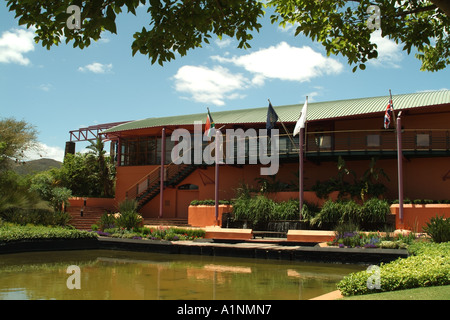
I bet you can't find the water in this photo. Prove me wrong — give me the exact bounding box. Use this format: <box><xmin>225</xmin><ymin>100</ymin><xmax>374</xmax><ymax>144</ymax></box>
<box><xmin>0</xmin><ymin>250</ymin><xmax>364</xmax><ymax>300</ymax></box>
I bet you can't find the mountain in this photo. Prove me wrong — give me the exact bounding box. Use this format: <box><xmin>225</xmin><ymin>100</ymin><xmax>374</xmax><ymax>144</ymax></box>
<box><xmin>12</xmin><ymin>158</ymin><xmax>62</xmax><ymax>175</ymax></box>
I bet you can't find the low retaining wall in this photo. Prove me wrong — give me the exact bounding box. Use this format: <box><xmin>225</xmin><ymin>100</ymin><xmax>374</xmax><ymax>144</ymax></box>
<box><xmin>391</xmin><ymin>204</ymin><xmax>450</xmax><ymax>232</ymax></box>
<box><xmin>0</xmin><ymin>237</ymin><xmax>409</xmax><ymax>264</ymax></box>
<box><xmin>287</xmin><ymin>230</ymin><xmax>335</xmax><ymax>243</ymax></box>
<box><xmin>68</xmin><ymin>197</ymin><xmax>117</xmax><ymax>211</ymax></box>
<box><xmin>188</xmin><ymin>205</ymin><xmax>233</xmax><ymax>227</ymax></box>
<box><xmin>204</xmin><ymin>227</ymin><xmax>253</xmax><ymax>241</ymax></box>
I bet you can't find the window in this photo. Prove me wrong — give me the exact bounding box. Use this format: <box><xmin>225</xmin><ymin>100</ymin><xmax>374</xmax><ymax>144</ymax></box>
<box><xmin>316</xmin><ymin>135</ymin><xmax>332</xmax><ymax>149</ymax></box>
<box><xmin>416</xmin><ymin>134</ymin><xmax>430</xmax><ymax>147</ymax></box>
<box><xmin>178</xmin><ymin>184</ymin><xmax>199</xmax><ymax>190</ymax></box>
<box><xmin>367</xmin><ymin>134</ymin><xmax>381</xmax><ymax>147</ymax></box>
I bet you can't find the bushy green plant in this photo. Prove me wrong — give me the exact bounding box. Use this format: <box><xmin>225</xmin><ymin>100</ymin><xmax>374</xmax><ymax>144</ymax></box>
<box><xmin>360</xmin><ymin>198</ymin><xmax>389</xmax><ymax>225</ymax></box>
<box><xmin>0</xmin><ymin>222</ymin><xmax>97</xmax><ymax>242</ymax></box>
<box><xmin>422</xmin><ymin>215</ymin><xmax>450</xmax><ymax>243</ymax></box>
<box><xmin>99</xmin><ymin>212</ymin><xmax>116</xmax><ymax>230</ymax></box>
<box><xmin>337</xmin><ymin>242</ymin><xmax>450</xmax><ymax>296</ymax></box>
<box><xmin>115</xmin><ymin>199</ymin><xmax>142</xmax><ymax>230</ymax></box>
<box><xmin>311</xmin><ymin>200</ymin><xmax>344</xmax><ymax>227</ymax></box>
<box><xmin>115</xmin><ymin>211</ymin><xmax>142</xmax><ymax>230</ymax></box>
<box><xmin>190</xmin><ymin>199</ymin><xmax>232</xmax><ymax>206</ymax></box>
<box><xmin>311</xmin><ymin>199</ymin><xmax>389</xmax><ymax>230</ymax></box>
<box><xmin>272</xmin><ymin>199</ymin><xmax>299</xmax><ymax>220</ymax></box>
<box><xmin>0</xmin><ymin>208</ymin><xmax>71</xmax><ymax>226</ymax></box>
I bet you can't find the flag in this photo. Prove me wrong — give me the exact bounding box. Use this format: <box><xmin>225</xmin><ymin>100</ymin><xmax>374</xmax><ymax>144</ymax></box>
<box><xmin>293</xmin><ymin>98</ymin><xmax>308</xmax><ymax>136</ymax></box>
<box><xmin>266</xmin><ymin>101</ymin><xmax>279</xmax><ymax>136</ymax></box>
<box><xmin>384</xmin><ymin>97</ymin><xmax>394</xmax><ymax>129</ymax></box>
<box><xmin>204</xmin><ymin>108</ymin><xmax>216</xmax><ymax>137</ymax></box>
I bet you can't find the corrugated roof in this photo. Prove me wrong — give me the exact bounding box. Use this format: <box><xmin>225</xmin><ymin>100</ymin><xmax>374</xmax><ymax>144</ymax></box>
<box><xmin>104</xmin><ymin>90</ymin><xmax>450</xmax><ymax>134</ymax></box>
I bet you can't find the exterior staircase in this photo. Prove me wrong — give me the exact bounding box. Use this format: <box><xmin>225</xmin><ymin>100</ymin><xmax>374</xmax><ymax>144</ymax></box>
<box><xmin>67</xmin><ymin>206</ymin><xmax>105</xmax><ymax>230</ymax></box>
<box><xmin>126</xmin><ymin>163</ymin><xmax>198</xmax><ymax>210</ymax></box>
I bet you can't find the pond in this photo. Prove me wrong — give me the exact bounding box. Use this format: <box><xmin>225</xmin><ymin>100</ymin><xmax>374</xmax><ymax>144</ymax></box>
<box><xmin>0</xmin><ymin>250</ymin><xmax>365</xmax><ymax>300</ymax></box>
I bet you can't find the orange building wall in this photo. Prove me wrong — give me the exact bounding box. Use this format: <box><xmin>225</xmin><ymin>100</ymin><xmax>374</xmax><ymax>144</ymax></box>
<box><xmin>113</xmin><ymin>109</ymin><xmax>450</xmax><ymax>219</ymax></box>
<box><xmin>114</xmin><ymin>155</ymin><xmax>450</xmax><ymax>219</ymax></box>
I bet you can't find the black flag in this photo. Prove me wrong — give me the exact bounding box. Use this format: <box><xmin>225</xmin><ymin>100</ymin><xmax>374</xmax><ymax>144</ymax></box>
<box><xmin>266</xmin><ymin>102</ymin><xmax>279</xmax><ymax>136</ymax></box>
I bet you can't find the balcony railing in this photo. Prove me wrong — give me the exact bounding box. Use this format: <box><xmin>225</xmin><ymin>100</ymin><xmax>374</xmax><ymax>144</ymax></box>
<box><xmin>301</xmin><ymin>129</ymin><xmax>450</xmax><ymax>156</ymax></box>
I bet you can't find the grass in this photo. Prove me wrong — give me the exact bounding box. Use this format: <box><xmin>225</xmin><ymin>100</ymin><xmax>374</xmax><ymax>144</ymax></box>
<box><xmin>341</xmin><ymin>285</ymin><xmax>450</xmax><ymax>300</ymax></box>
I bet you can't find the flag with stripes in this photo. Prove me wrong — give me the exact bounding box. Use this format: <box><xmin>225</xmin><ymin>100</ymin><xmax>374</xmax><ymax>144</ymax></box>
<box><xmin>384</xmin><ymin>98</ymin><xmax>394</xmax><ymax>129</ymax></box>
<box><xmin>204</xmin><ymin>108</ymin><xmax>216</xmax><ymax>137</ymax></box>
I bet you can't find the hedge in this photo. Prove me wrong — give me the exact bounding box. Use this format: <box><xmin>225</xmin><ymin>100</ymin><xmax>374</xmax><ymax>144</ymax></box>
<box><xmin>337</xmin><ymin>242</ymin><xmax>450</xmax><ymax>296</ymax></box>
<box><xmin>0</xmin><ymin>223</ymin><xmax>98</xmax><ymax>242</ymax></box>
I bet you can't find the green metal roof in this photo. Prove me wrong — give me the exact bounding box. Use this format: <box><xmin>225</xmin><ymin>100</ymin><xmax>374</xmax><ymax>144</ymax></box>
<box><xmin>104</xmin><ymin>90</ymin><xmax>450</xmax><ymax>134</ymax></box>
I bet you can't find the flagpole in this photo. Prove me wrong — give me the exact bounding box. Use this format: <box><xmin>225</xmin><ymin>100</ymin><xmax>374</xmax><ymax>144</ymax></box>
<box><xmin>397</xmin><ymin>111</ymin><xmax>404</xmax><ymax>226</ymax></box>
<box><xmin>298</xmin><ymin>96</ymin><xmax>308</xmax><ymax>222</ymax></box>
<box><xmin>215</xmin><ymin>129</ymin><xmax>220</xmax><ymax>226</ymax></box>
<box><xmin>299</xmin><ymin>126</ymin><xmax>304</xmax><ymax>221</ymax></box>
<box><xmin>268</xmin><ymin>99</ymin><xmax>296</xmax><ymax>148</ymax></box>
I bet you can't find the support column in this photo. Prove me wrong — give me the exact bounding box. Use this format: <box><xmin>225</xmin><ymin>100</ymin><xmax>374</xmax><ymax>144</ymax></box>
<box><xmin>159</xmin><ymin>128</ymin><xmax>166</xmax><ymax>219</ymax></box>
<box><xmin>397</xmin><ymin>115</ymin><xmax>404</xmax><ymax>224</ymax></box>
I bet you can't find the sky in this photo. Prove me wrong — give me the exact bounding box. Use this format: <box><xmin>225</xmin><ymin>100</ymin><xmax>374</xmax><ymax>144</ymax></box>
<box><xmin>1</xmin><ymin>3</ymin><xmax>449</xmax><ymax>163</ymax></box>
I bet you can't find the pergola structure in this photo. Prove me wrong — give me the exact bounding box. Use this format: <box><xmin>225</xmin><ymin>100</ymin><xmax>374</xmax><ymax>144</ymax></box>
<box><xmin>66</xmin><ymin>121</ymin><xmax>132</xmax><ymax>156</ymax></box>
<box><xmin>69</xmin><ymin>121</ymin><xmax>132</xmax><ymax>142</ymax></box>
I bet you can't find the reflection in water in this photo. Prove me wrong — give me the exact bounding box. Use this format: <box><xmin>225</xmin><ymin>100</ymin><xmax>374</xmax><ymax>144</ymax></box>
<box><xmin>0</xmin><ymin>250</ymin><xmax>364</xmax><ymax>300</ymax></box>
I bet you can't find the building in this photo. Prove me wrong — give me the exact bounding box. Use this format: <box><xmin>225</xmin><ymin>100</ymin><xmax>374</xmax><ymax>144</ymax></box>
<box><xmin>91</xmin><ymin>90</ymin><xmax>450</xmax><ymax>221</ymax></box>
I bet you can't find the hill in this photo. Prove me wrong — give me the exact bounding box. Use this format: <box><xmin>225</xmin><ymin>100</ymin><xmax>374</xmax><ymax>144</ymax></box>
<box><xmin>12</xmin><ymin>158</ymin><xmax>62</xmax><ymax>175</ymax></box>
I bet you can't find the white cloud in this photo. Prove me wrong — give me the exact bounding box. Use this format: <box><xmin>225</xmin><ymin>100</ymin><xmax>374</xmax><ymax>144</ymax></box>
<box><xmin>78</xmin><ymin>62</ymin><xmax>113</xmax><ymax>74</ymax></box>
<box><xmin>39</xmin><ymin>83</ymin><xmax>53</xmax><ymax>92</ymax></box>
<box><xmin>215</xmin><ymin>38</ymin><xmax>233</xmax><ymax>49</ymax></box>
<box><xmin>212</xmin><ymin>42</ymin><xmax>343</xmax><ymax>85</ymax></box>
<box><xmin>369</xmin><ymin>30</ymin><xmax>403</xmax><ymax>68</ymax></box>
<box><xmin>0</xmin><ymin>28</ymin><xmax>35</xmax><ymax>66</ymax></box>
<box><xmin>24</xmin><ymin>143</ymin><xmax>65</xmax><ymax>162</ymax></box>
<box><xmin>173</xmin><ymin>65</ymin><xmax>248</xmax><ymax>106</ymax></box>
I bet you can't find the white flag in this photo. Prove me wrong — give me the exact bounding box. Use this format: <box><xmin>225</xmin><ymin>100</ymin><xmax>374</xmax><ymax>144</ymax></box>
<box><xmin>293</xmin><ymin>97</ymin><xmax>308</xmax><ymax>136</ymax></box>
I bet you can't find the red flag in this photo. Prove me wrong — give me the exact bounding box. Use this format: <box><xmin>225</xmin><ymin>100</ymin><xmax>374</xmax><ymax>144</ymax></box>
<box><xmin>384</xmin><ymin>98</ymin><xmax>394</xmax><ymax>129</ymax></box>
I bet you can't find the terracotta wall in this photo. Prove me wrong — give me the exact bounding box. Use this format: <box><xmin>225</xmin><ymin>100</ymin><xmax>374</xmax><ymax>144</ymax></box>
<box><xmin>391</xmin><ymin>204</ymin><xmax>450</xmax><ymax>232</ymax></box>
<box><xmin>114</xmin><ymin>155</ymin><xmax>450</xmax><ymax>219</ymax></box>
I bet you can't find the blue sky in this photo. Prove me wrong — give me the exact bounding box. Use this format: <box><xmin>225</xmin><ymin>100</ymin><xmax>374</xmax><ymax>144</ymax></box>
<box><xmin>1</xmin><ymin>3</ymin><xmax>449</xmax><ymax>162</ymax></box>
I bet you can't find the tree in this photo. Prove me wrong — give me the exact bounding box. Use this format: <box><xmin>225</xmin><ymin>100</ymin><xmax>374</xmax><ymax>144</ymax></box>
<box><xmin>0</xmin><ymin>117</ymin><xmax>38</xmax><ymax>171</ymax></box>
<box><xmin>6</xmin><ymin>0</ymin><xmax>449</xmax><ymax>71</ymax></box>
<box><xmin>86</xmin><ymin>138</ymin><xmax>115</xmax><ymax>197</ymax></box>
<box><xmin>269</xmin><ymin>0</ymin><xmax>450</xmax><ymax>72</ymax></box>
<box><xmin>6</xmin><ymin>0</ymin><xmax>263</xmax><ymax>66</ymax></box>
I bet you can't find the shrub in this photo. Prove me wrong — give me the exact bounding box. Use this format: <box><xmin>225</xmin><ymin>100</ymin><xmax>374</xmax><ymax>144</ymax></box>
<box><xmin>0</xmin><ymin>208</ymin><xmax>71</xmax><ymax>226</ymax></box>
<box><xmin>337</xmin><ymin>242</ymin><xmax>450</xmax><ymax>296</ymax></box>
<box><xmin>115</xmin><ymin>211</ymin><xmax>142</xmax><ymax>230</ymax></box>
<box><xmin>0</xmin><ymin>223</ymin><xmax>97</xmax><ymax>242</ymax></box>
<box><xmin>99</xmin><ymin>212</ymin><xmax>116</xmax><ymax>230</ymax></box>
<box><xmin>190</xmin><ymin>199</ymin><xmax>232</xmax><ymax>206</ymax></box>
<box><xmin>115</xmin><ymin>199</ymin><xmax>142</xmax><ymax>230</ymax></box>
<box><xmin>422</xmin><ymin>215</ymin><xmax>450</xmax><ymax>243</ymax></box>
<box><xmin>360</xmin><ymin>198</ymin><xmax>389</xmax><ymax>225</ymax></box>
<box><xmin>311</xmin><ymin>200</ymin><xmax>344</xmax><ymax>228</ymax></box>
<box><xmin>311</xmin><ymin>199</ymin><xmax>389</xmax><ymax>230</ymax></box>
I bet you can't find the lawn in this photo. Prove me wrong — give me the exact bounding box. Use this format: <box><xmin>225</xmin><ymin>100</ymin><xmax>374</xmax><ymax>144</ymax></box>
<box><xmin>342</xmin><ymin>285</ymin><xmax>450</xmax><ymax>300</ymax></box>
